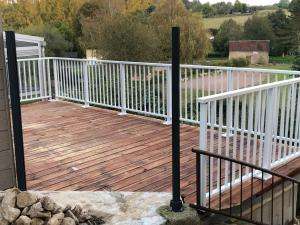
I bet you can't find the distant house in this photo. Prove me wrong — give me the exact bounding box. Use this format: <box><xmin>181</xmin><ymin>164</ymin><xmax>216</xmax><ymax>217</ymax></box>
<box><xmin>229</xmin><ymin>40</ymin><xmax>270</xmax><ymax>65</ymax></box>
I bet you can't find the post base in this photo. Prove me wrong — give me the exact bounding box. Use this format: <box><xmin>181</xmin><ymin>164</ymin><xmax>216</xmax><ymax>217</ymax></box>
<box><xmin>164</xmin><ymin>121</ymin><xmax>172</xmax><ymax>125</ymax></box>
<box><xmin>170</xmin><ymin>199</ymin><xmax>184</xmax><ymax>212</ymax></box>
<box><xmin>82</xmin><ymin>105</ymin><xmax>90</xmax><ymax>108</ymax></box>
<box><xmin>253</xmin><ymin>170</ymin><xmax>272</xmax><ymax>180</ymax></box>
<box><xmin>118</xmin><ymin>112</ymin><xmax>127</xmax><ymax>116</ymax></box>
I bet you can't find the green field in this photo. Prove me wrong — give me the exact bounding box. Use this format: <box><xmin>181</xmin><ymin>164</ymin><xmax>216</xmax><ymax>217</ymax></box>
<box><xmin>203</xmin><ymin>9</ymin><xmax>286</xmax><ymax>29</ymax></box>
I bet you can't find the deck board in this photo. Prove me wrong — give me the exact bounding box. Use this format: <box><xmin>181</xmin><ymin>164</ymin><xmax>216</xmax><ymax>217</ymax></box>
<box><xmin>22</xmin><ymin>101</ymin><xmax>300</xmax><ymax>206</ymax></box>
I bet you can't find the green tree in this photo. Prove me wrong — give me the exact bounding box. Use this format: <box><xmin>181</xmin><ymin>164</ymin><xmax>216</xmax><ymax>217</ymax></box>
<box><xmin>292</xmin><ymin>50</ymin><xmax>300</xmax><ymax>70</ymax></box>
<box><xmin>268</xmin><ymin>9</ymin><xmax>290</xmax><ymax>55</ymax></box>
<box><xmin>244</xmin><ymin>16</ymin><xmax>275</xmax><ymax>41</ymax></box>
<box><xmin>213</xmin><ymin>19</ymin><xmax>243</xmax><ymax>54</ymax></box>
<box><xmin>150</xmin><ymin>0</ymin><xmax>210</xmax><ymax>63</ymax></box>
<box><xmin>289</xmin><ymin>0</ymin><xmax>300</xmax><ymax>51</ymax></box>
<box><xmin>278</xmin><ymin>0</ymin><xmax>290</xmax><ymax>8</ymax></box>
<box><xmin>21</xmin><ymin>24</ymin><xmax>72</xmax><ymax>56</ymax></box>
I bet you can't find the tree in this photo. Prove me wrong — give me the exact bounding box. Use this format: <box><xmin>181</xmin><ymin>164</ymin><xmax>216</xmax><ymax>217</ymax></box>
<box><xmin>21</xmin><ymin>24</ymin><xmax>72</xmax><ymax>56</ymax></box>
<box><xmin>278</xmin><ymin>0</ymin><xmax>290</xmax><ymax>8</ymax></box>
<box><xmin>201</xmin><ymin>3</ymin><xmax>214</xmax><ymax>17</ymax></box>
<box><xmin>292</xmin><ymin>50</ymin><xmax>300</xmax><ymax>70</ymax></box>
<box><xmin>149</xmin><ymin>0</ymin><xmax>210</xmax><ymax>63</ymax></box>
<box><xmin>268</xmin><ymin>9</ymin><xmax>290</xmax><ymax>55</ymax></box>
<box><xmin>213</xmin><ymin>19</ymin><xmax>243</xmax><ymax>54</ymax></box>
<box><xmin>289</xmin><ymin>0</ymin><xmax>300</xmax><ymax>51</ymax></box>
<box><xmin>244</xmin><ymin>16</ymin><xmax>275</xmax><ymax>41</ymax></box>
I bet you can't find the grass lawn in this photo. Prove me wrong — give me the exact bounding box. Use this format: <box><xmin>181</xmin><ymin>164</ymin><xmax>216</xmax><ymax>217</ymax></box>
<box><xmin>203</xmin><ymin>9</ymin><xmax>287</xmax><ymax>29</ymax></box>
<box><xmin>249</xmin><ymin>64</ymin><xmax>292</xmax><ymax>70</ymax></box>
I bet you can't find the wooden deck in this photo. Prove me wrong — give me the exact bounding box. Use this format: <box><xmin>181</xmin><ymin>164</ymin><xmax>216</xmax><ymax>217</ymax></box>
<box><xmin>22</xmin><ymin>101</ymin><xmax>300</xmax><ymax>206</ymax></box>
<box><xmin>22</xmin><ymin>101</ymin><xmax>200</xmax><ymax>202</ymax></box>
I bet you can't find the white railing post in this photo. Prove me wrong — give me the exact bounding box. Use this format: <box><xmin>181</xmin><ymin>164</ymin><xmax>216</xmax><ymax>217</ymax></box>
<box><xmin>164</xmin><ymin>66</ymin><xmax>172</xmax><ymax>125</ymax></box>
<box><xmin>38</xmin><ymin>58</ymin><xmax>45</xmax><ymax>99</ymax></box>
<box><xmin>119</xmin><ymin>64</ymin><xmax>127</xmax><ymax>115</ymax></box>
<box><xmin>227</xmin><ymin>70</ymin><xmax>233</xmax><ymax>92</ymax></box>
<box><xmin>199</xmin><ymin>102</ymin><xmax>208</xmax><ymax>206</ymax></box>
<box><xmin>262</xmin><ymin>88</ymin><xmax>275</xmax><ymax>170</ymax></box>
<box><xmin>53</xmin><ymin>59</ymin><xmax>58</xmax><ymax>100</ymax></box>
<box><xmin>83</xmin><ymin>61</ymin><xmax>89</xmax><ymax>108</ymax></box>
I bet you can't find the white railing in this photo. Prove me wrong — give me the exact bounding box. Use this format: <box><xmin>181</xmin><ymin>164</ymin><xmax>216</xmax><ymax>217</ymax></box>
<box><xmin>16</xmin><ymin>57</ymin><xmax>300</xmax><ymax>204</ymax></box>
<box><xmin>17</xmin><ymin>58</ymin><xmax>52</xmax><ymax>102</ymax></box>
<box><xmin>197</xmin><ymin>78</ymin><xmax>300</xmax><ymax>205</ymax></box>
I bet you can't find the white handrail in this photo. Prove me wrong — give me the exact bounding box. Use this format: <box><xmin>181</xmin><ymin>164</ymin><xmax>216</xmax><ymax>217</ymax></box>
<box><xmin>17</xmin><ymin>57</ymin><xmax>300</xmax><ymax>75</ymax></box>
<box><xmin>198</xmin><ymin>77</ymin><xmax>300</xmax><ymax>103</ymax></box>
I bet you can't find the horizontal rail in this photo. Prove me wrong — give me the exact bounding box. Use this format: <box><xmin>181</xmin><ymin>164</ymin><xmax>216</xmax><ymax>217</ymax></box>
<box><xmin>198</xmin><ymin>77</ymin><xmax>300</xmax><ymax>103</ymax></box>
<box><xmin>18</xmin><ymin>57</ymin><xmax>300</xmax><ymax>75</ymax></box>
<box><xmin>192</xmin><ymin>148</ymin><xmax>300</xmax><ymax>184</ymax></box>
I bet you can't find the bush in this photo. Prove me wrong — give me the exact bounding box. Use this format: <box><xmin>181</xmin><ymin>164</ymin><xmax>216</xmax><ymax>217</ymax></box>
<box><xmin>230</xmin><ymin>58</ymin><xmax>250</xmax><ymax>67</ymax></box>
<box><xmin>292</xmin><ymin>51</ymin><xmax>300</xmax><ymax>71</ymax></box>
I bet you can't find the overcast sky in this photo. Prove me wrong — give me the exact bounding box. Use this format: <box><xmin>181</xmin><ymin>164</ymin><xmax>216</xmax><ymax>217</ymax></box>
<box><xmin>201</xmin><ymin>0</ymin><xmax>279</xmax><ymax>6</ymax></box>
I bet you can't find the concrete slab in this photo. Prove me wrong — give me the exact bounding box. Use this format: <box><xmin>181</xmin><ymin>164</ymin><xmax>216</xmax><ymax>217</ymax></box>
<box><xmin>36</xmin><ymin>191</ymin><xmax>171</xmax><ymax>225</ymax></box>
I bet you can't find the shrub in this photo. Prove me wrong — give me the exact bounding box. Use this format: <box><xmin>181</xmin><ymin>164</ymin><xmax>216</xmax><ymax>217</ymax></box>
<box><xmin>292</xmin><ymin>51</ymin><xmax>300</xmax><ymax>71</ymax></box>
<box><xmin>230</xmin><ymin>58</ymin><xmax>250</xmax><ymax>67</ymax></box>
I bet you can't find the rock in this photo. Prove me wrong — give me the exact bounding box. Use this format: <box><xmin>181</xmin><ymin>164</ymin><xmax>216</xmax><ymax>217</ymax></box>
<box><xmin>31</xmin><ymin>218</ymin><xmax>45</xmax><ymax>225</ymax></box>
<box><xmin>27</xmin><ymin>202</ymin><xmax>51</xmax><ymax>219</ymax></box>
<box><xmin>41</xmin><ymin>196</ymin><xmax>55</xmax><ymax>211</ymax></box>
<box><xmin>78</xmin><ymin>211</ymin><xmax>90</xmax><ymax>223</ymax></box>
<box><xmin>15</xmin><ymin>216</ymin><xmax>31</xmax><ymax>225</ymax></box>
<box><xmin>17</xmin><ymin>192</ymin><xmax>38</xmax><ymax>208</ymax></box>
<box><xmin>63</xmin><ymin>205</ymin><xmax>71</xmax><ymax>213</ymax></box>
<box><xmin>0</xmin><ymin>206</ymin><xmax>21</xmax><ymax>223</ymax></box>
<box><xmin>64</xmin><ymin>211</ymin><xmax>78</xmax><ymax>225</ymax></box>
<box><xmin>1</xmin><ymin>188</ymin><xmax>19</xmax><ymax>208</ymax></box>
<box><xmin>47</xmin><ymin>213</ymin><xmax>64</xmax><ymax>225</ymax></box>
<box><xmin>29</xmin><ymin>211</ymin><xmax>51</xmax><ymax>219</ymax></box>
<box><xmin>0</xmin><ymin>193</ymin><xmax>5</xmax><ymax>203</ymax></box>
<box><xmin>62</xmin><ymin>217</ymin><xmax>76</xmax><ymax>225</ymax></box>
<box><xmin>71</xmin><ymin>206</ymin><xmax>82</xmax><ymax>219</ymax></box>
<box><xmin>21</xmin><ymin>207</ymin><xmax>29</xmax><ymax>216</ymax></box>
<box><xmin>0</xmin><ymin>214</ymin><xmax>9</xmax><ymax>225</ymax></box>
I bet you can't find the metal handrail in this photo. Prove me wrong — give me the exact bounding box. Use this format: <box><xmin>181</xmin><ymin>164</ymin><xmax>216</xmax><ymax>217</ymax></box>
<box><xmin>192</xmin><ymin>148</ymin><xmax>300</xmax><ymax>225</ymax></box>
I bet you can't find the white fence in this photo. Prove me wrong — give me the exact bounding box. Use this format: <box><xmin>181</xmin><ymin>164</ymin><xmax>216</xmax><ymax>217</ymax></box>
<box><xmin>16</xmin><ymin>57</ymin><xmax>300</xmax><ymax>203</ymax></box>
<box><xmin>198</xmin><ymin>78</ymin><xmax>300</xmax><ymax>205</ymax></box>
<box><xmin>17</xmin><ymin>58</ymin><xmax>51</xmax><ymax>102</ymax></box>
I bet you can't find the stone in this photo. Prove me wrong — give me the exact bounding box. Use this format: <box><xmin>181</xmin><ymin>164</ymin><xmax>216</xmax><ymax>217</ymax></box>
<box><xmin>15</xmin><ymin>216</ymin><xmax>31</xmax><ymax>225</ymax></box>
<box><xmin>157</xmin><ymin>204</ymin><xmax>201</xmax><ymax>225</ymax></box>
<box><xmin>1</xmin><ymin>188</ymin><xmax>19</xmax><ymax>208</ymax></box>
<box><xmin>63</xmin><ymin>205</ymin><xmax>71</xmax><ymax>213</ymax></box>
<box><xmin>41</xmin><ymin>196</ymin><xmax>55</xmax><ymax>211</ymax></box>
<box><xmin>27</xmin><ymin>202</ymin><xmax>51</xmax><ymax>219</ymax></box>
<box><xmin>47</xmin><ymin>213</ymin><xmax>64</xmax><ymax>225</ymax></box>
<box><xmin>62</xmin><ymin>217</ymin><xmax>76</xmax><ymax>225</ymax></box>
<box><xmin>31</xmin><ymin>218</ymin><xmax>45</xmax><ymax>225</ymax></box>
<box><xmin>64</xmin><ymin>211</ymin><xmax>78</xmax><ymax>225</ymax></box>
<box><xmin>0</xmin><ymin>214</ymin><xmax>9</xmax><ymax>225</ymax></box>
<box><xmin>21</xmin><ymin>207</ymin><xmax>29</xmax><ymax>216</ymax></box>
<box><xmin>0</xmin><ymin>206</ymin><xmax>21</xmax><ymax>223</ymax></box>
<box><xmin>0</xmin><ymin>193</ymin><xmax>5</xmax><ymax>203</ymax></box>
<box><xmin>71</xmin><ymin>206</ymin><xmax>82</xmax><ymax>219</ymax></box>
<box><xmin>17</xmin><ymin>192</ymin><xmax>38</xmax><ymax>208</ymax></box>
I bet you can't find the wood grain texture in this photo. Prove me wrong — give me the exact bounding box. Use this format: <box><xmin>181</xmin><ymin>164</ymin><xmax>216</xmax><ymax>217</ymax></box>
<box><xmin>23</xmin><ymin>101</ymin><xmax>300</xmax><ymax>207</ymax></box>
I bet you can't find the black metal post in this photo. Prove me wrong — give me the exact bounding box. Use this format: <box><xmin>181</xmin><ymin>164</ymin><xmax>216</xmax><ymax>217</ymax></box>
<box><xmin>170</xmin><ymin>27</ymin><xmax>183</xmax><ymax>212</ymax></box>
<box><xmin>6</xmin><ymin>31</ymin><xmax>27</xmax><ymax>191</ymax></box>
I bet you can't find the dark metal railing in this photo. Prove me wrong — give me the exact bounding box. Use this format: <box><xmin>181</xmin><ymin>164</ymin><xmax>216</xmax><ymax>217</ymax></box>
<box><xmin>191</xmin><ymin>148</ymin><xmax>300</xmax><ymax>225</ymax></box>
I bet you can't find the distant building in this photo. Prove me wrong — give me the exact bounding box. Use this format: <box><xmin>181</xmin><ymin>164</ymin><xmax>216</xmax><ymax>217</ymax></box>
<box><xmin>229</xmin><ymin>40</ymin><xmax>270</xmax><ymax>65</ymax></box>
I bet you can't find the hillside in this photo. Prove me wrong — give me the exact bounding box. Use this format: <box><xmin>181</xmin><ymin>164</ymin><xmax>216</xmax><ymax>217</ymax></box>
<box><xmin>203</xmin><ymin>9</ymin><xmax>288</xmax><ymax>29</ymax></box>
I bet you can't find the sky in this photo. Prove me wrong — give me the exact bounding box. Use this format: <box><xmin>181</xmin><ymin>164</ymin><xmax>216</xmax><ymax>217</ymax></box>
<box><xmin>200</xmin><ymin>0</ymin><xmax>279</xmax><ymax>6</ymax></box>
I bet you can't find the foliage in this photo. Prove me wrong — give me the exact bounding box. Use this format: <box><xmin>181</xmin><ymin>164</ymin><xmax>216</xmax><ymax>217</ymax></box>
<box><xmin>268</xmin><ymin>9</ymin><xmax>290</xmax><ymax>55</ymax></box>
<box><xmin>78</xmin><ymin>0</ymin><xmax>210</xmax><ymax>63</ymax></box>
<box><xmin>292</xmin><ymin>51</ymin><xmax>300</xmax><ymax>70</ymax></box>
<box><xmin>244</xmin><ymin>15</ymin><xmax>275</xmax><ymax>41</ymax></box>
<box><xmin>230</xmin><ymin>57</ymin><xmax>249</xmax><ymax>67</ymax></box>
<box><xmin>278</xmin><ymin>0</ymin><xmax>290</xmax><ymax>9</ymax></box>
<box><xmin>289</xmin><ymin>0</ymin><xmax>300</xmax><ymax>51</ymax></box>
<box><xmin>213</xmin><ymin>19</ymin><xmax>243</xmax><ymax>55</ymax></box>
<box><xmin>20</xmin><ymin>24</ymin><xmax>72</xmax><ymax>56</ymax></box>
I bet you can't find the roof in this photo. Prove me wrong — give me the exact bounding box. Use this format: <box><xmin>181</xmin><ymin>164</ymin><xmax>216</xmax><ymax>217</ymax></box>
<box><xmin>229</xmin><ymin>40</ymin><xmax>270</xmax><ymax>52</ymax></box>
